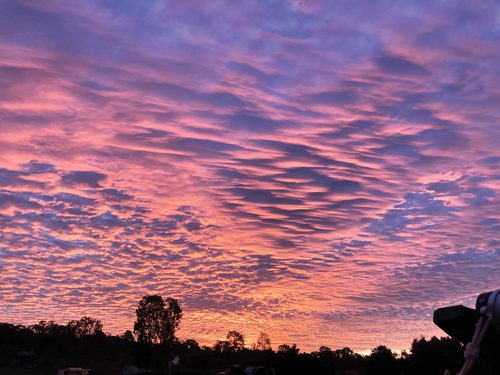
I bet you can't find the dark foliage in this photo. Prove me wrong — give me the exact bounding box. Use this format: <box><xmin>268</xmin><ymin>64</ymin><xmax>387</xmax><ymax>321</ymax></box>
<box><xmin>0</xmin><ymin>296</ymin><xmax>468</xmax><ymax>374</ymax></box>
<box><xmin>408</xmin><ymin>336</ymin><xmax>464</xmax><ymax>375</ymax></box>
<box><xmin>0</xmin><ymin>321</ymin><xmax>467</xmax><ymax>375</ymax></box>
<box><xmin>226</xmin><ymin>331</ymin><xmax>245</xmax><ymax>352</ymax></box>
<box><xmin>134</xmin><ymin>295</ymin><xmax>183</xmax><ymax>345</ymax></box>
<box><xmin>366</xmin><ymin>345</ymin><xmax>400</xmax><ymax>375</ymax></box>
<box><xmin>67</xmin><ymin>317</ymin><xmax>103</xmax><ymax>338</ymax></box>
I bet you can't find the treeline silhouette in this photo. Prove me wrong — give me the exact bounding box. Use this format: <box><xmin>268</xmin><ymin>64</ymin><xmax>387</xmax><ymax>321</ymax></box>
<box><xmin>0</xmin><ymin>295</ymin><xmax>466</xmax><ymax>375</ymax></box>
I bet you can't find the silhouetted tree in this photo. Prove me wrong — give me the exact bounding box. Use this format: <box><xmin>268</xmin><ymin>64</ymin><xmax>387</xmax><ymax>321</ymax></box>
<box><xmin>253</xmin><ymin>332</ymin><xmax>272</xmax><ymax>351</ymax></box>
<box><xmin>317</xmin><ymin>346</ymin><xmax>336</xmax><ymax>375</ymax></box>
<box><xmin>367</xmin><ymin>345</ymin><xmax>398</xmax><ymax>375</ymax></box>
<box><xmin>334</xmin><ymin>347</ymin><xmax>364</xmax><ymax>373</ymax></box>
<box><xmin>122</xmin><ymin>330</ymin><xmax>135</xmax><ymax>342</ymax></box>
<box><xmin>213</xmin><ymin>339</ymin><xmax>231</xmax><ymax>353</ymax></box>
<box><xmin>163</xmin><ymin>297</ymin><xmax>183</xmax><ymax>343</ymax></box>
<box><xmin>334</xmin><ymin>347</ymin><xmax>354</xmax><ymax>359</ymax></box>
<box><xmin>278</xmin><ymin>343</ymin><xmax>299</xmax><ymax>355</ymax></box>
<box><xmin>226</xmin><ymin>331</ymin><xmax>245</xmax><ymax>351</ymax></box>
<box><xmin>0</xmin><ymin>313</ymin><xmax>470</xmax><ymax>375</ymax></box>
<box><xmin>67</xmin><ymin>316</ymin><xmax>103</xmax><ymax>338</ymax></box>
<box><xmin>184</xmin><ymin>339</ymin><xmax>200</xmax><ymax>350</ymax></box>
<box><xmin>409</xmin><ymin>336</ymin><xmax>463</xmax><ymax>375</ymax></box>
<box><xmin>133</xmin><ymin>295</ymin><xmax>182</xmax><ymax>345</ymax></box>
<box><xmin>30</xmin><ymin>320</ymin><xmax>68</xmax><ymax>335</ymax></box>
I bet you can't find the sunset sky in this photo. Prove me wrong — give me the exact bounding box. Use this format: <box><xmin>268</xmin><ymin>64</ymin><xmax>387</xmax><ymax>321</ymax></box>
<box><xmin>1</xmin><ymin>0</ymin><xmax>499</xmax><ymax>352</ymax></box>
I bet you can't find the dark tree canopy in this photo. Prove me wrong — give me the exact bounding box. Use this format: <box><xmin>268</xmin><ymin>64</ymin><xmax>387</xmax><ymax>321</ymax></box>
<box><xmin>0</xmin><ymin>319</ymin><xmax>469</xmax><ymax>375</ymax></box>
<box><xmin>335</xmin><ymin>347</ymin><xmax>355</xmax><ymax>359</ymax></box>
<box><xmin>30</xmin><ymin>320</ymin><xmax>67</xmax><ymax>336</ymax></box>
<box><xmin>184</xmin><ymin>339</ymin><xmax>200</xmax><ymax>350</ymax></box>
<box><xmin>213</xmin><ymin>339</ymin><xmax>231</xmax><ymax>353</ymax></box>
<box><xmin>67</xmin><ymin>316</ymin><xmax>103</xmax><ymax>338</ymax></box>
<box><xmin>409</xmin><ymin>336</ymin><xmax>463</xmax><ymax>375</ymax></box>
<box><xmin>163</xmin><ymin>297</ymin><xmax>183</xmax><ymax>343</ymax></box>
<box><xmin>278</xmin><ymin>343</ymin><xmax>300</xmax><ymax>355</ymax></box>
<box><xmin>122</xmin><ymin>330</ymin><xmax>135</xmax><ymax>342</ymax></box>
<box><xmin>133</xmin><ymin>295</ymin><xmax>182</xmax><ymax>345</ymax></box>
<box><xmin>367</xmin><ymin>345</ymin><xmax>399</xmax><ymax>375</ymax></box>
<box><xmin>134</xmin><ymin>295</ymin><xmax>165</xmax><ymax>345</ymax></box>
<box><xmin>226</xmin><ymin>330</ymin><xmax>245</xmax><ymax>351</ymax></box>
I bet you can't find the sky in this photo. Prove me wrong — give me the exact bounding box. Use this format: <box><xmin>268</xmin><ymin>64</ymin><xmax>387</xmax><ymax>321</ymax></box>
<box><xmin>0</xmin><ymin>0</ymin><xmax>500</xmax><ymax>353</ymax></box>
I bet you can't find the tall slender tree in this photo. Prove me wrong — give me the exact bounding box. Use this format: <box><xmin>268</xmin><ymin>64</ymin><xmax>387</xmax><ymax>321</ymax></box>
<box><xmin>253</xmin><ymin>332</ymin><xmax>272</xmax><ymax>351</ymax></box>
<box><xmin>163</xmin><ymin>297</ymin><xmax>183</xmax><ymax>343</ymax></box>
<box><xmin>133</xmin><ymin>295</ymin><xmax>182</xmax><ymax>345</ymax></box>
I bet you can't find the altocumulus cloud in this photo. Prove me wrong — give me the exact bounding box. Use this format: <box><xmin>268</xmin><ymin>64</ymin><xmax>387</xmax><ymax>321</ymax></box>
<box><xmin>0</xmin><ymin>0</ymin><xmax>499</xmax><ymax>352</ymax></box>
